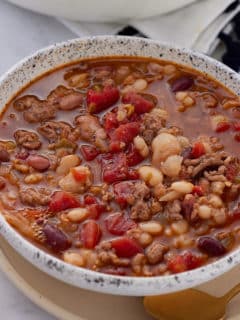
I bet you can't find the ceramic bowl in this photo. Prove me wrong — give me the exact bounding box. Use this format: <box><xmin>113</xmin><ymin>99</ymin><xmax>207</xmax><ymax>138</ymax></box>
<box><xmin>6</xmin><ymin>0</ymin><xmax>196</xmax><ymax>22</ymax></box>
<box><xmin>0</xmin><ymin>36</ymin><xmax>240</xmax><ymax>296</ymax></box>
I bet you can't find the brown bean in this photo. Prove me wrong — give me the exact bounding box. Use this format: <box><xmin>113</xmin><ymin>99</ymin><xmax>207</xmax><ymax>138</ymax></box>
<box><xmin>43</xmin><ymin>223</ymin><xmax>71</xmax><ymax>252</ymax></box>
<box><xmin>171</xmin><ymin>76</ymin><xmax>194</xmax><ymax>92</ymax></box>
<box><xmin>27</xmin><ymin>155</ymin><xmax>50</xmax><ymax>172</ymax></box>
<box><xmin>198</xmin><ymin>236</ymin><xmax>226</xmax><ymax>256</ymax></box>
<box><xmin>0</xmin><ymin>148</ymin><xmax>10</xmax><ymax>162</ymax></box>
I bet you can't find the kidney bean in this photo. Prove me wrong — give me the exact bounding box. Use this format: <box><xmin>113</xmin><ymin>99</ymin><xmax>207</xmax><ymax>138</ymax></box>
<box><xmin>27</xmin><ymin>155</ymin><xmax>50</xmax><ymax>172</ymax></box>
<box><xmin>43</xmin><ymin>223</ymin><xmax>71</xmax><ymax>252</ymax></box>
<box><xmin>0</xmin><ymin>148</ymin><xmax>10</xmax><ymax>162</ymax></box>
<box><xmin>198</xmin><ymin>236</ymin><xmax>226</xmax><ymax>256</ymax></box>
<box><xmin>171</xmin><ymin>76</ymin><xmax>194</xmax><ymax>92</ymax></box>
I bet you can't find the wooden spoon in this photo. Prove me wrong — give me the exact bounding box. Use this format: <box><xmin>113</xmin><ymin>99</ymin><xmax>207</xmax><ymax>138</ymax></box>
<box><xmin>144</xmin><ymin>284</ymin><xmax>240</xmax><ymax>320</ymax></box>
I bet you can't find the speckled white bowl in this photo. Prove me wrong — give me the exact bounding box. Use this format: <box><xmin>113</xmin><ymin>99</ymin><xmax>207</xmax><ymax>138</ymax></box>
<box><xmin>0</xmin><ymin>36</ymin><xmax>240</xmax><ymax>296</ymax></box>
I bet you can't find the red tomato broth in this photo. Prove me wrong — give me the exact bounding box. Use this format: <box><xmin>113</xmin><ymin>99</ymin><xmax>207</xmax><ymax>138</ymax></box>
<box><xmin>0</xmin><ymin>57</ymin><xmax>240</xmax><ymax>277</ymax></box>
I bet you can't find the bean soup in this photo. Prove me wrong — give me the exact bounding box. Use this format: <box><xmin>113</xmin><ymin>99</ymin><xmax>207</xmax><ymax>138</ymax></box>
<box><xmin>0</xmin><ymin>57</ymin><xmax>240</xmax><ymax>276</ymax></box>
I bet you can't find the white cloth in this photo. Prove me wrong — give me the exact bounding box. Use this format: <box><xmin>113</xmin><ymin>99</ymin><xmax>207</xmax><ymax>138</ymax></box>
<box><xmin>60</xmin><ymin>0</ymin><xmax>240</xmax><ymax>54</ymax></box>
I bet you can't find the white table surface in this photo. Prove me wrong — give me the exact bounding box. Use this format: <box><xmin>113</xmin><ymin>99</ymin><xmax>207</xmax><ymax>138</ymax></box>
<box><xmin>0</xmin><ymin>1</ymin><xmax>74</xmax><ymax>319</ymax></box>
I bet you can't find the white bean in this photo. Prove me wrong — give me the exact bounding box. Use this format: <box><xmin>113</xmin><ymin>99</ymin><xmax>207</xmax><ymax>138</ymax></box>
<box><xmin>161</xmin><ymin>155</ymin><xmax>183</xmax><ymax>177</ymax></box>
<box><xmin>63</xmin><ymin>252</ymin><xmax>85</xmax><ymax>267</ymax></box>
<box><xmin>134</xmin><ymin>136</ymin><xmax>149</xmax><ymax>158</ymax></box>
<box><xmin>132</xmin><ymin>79</ymin><xmax>148</xmax><ymax>91</ymax></box>
<box><xmin>163</xmin><ymin>64</ymin><xmax>176</xmax><ymax>75</ymax></box>
<box><xmin>59</xmin><ymin>165</ymin><xmax>92</xmax><ymax>193</ymax></box>
<box><xmin>152</xmin><ymin>133</ymin><xmax>181</xmax><ymax>166</ymax></box>
<box><xmin>171</xmin><ymin>181</ymin><xmax>193</xmax><ymax>194</ymax></box>
<box><xmin>139</xmin><ymin>232</ymin><xmax>153</xmax><ymax>247</ymax></box>
<box><xmin>159</xmin><ymin>190</ymin><xmax>182</xmax><ymax>202</ymax></box>
<box><xmin>177</xmin><ymin>136</ymin><xmax>190</xmax><ymax>148</ymax></box>
<box><xmin>139</xmin><ymin>221</ymin><xmax>163</xmax><ymax>235</ymax></box>
<box><xmin>198</xmin><ymin>205</ymin><xmax>212</xmax><ymax>219</ymax></box>
<box><xmin>208</xmin><ymin>194</ymin><xmax>223</xmax><ymax>208</ymax></box>
<box><xmin>171</xmin><ymin>220</ymin><xmax>189</xmax><ymax>235</ymax></box>
<box><xmin>56</xmin><ymin>154</ymin><xmax>81</xmax><ymax>175</ymax></box>
<box><xmin>211</xmin><ymin>181</ymin><xmax>225</xmax><ymax>195</ymax></box>
<box><xmin>67</xmin><ymin>208</ymin><xmax>89</xmax><ymax>222</ymax></box>
<box><xmin>138</xmin><ymin>166</ymin><xmax>163</xmax><ymax>186</ymax></box>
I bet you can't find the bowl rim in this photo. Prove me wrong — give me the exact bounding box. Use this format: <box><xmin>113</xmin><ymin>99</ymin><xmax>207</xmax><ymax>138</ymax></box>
<box><xmin>0</xmin><ymin>35</ymin><xmax>240</xmax><ymax>296</ymax></box>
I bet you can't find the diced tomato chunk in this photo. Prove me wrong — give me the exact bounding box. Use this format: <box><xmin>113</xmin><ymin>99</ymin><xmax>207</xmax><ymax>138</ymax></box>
<box><xmin>215</xmin><ymin>121</ymin><xmax>231</xmax><ymax>133</ymax></box>
<box><xmin>87</xmin><ymin>85</ymin><xmax>120</xmax><ymax>113</ymax></box>
<box><xmin>49</xmin><ymin>191</ymin><xmax>81</xmax><ymax>212</ymax></box>
<box><xmin>102</xmin><ymin>153</ymin><xmax>128</xmax><ymax>183</ymax></box>
<box><xmin>122</xmin><ymin>92</ymin><xmax>154</xmax><ymax>114</ymax></box>
<box><xmin>105</xmin><ymin>212</ymin><xmax>136</xmax><ymax>235</ymax></box>
<box><xmin>167</xmin><ymin>252</ymin><xmax>203</xmax><ymax>273</ymax></box>
<box><xmin>111</xmin><ymin>237</ymin><xmax>143</xmax><ymax>258</ymax></box>
<box><xmin>113</xmin><ymin>182</ymin><xmax>133</xmax><ymax>208</ymax></box>
<box><xmin>110</xmin><ymin>122</ymin><xmax>140</xmax><ymax>152</ymax></box>
<box><xmin>71</xmin><ymin>168</ymin><xmax>87</xmax><ymax>182</ymax></box>
<box><xmin>234</xmin><ymin>133</ymin><xmax>240</xmax><ymax>142</ymax></box>
<box><xmin>81</xmin><ymin>220</ymin><xmax>101</xmax><ymax>249</ymax></box>
<box><xmin>190</xmin><ymin>142</ymin><xmax>205</xmax><ymax>159</ymax></box>
<box><xmin>104</xmin><ymin>111</ymin><xmax>119</xmax><ymax>134</ymax></box>
<box><xmin>167</xmin><ymin>255</ymin><xmax>186</xmax><ymax>273</ymax></box>
<box><xmin>126</xmin><ymin>144</ymin><xmax>144</xmax><ymax>166</ymax></box>
<box><xmin>228</xmin><ymin>208</ymin><xmax>240</xmax><ymax>222</ymax></box>
<box><xmin>192</xmin><ymin>185</ymin><xmax>203</xmax><ymax>196</ymax></box>
<box><xmin>81</xmin><ymin>145</ymin><xmax>99</xmax><ymax>161</ymax></box>
<box><xmin>232</xmin><ymin>121</ymin><xmax>240</xmax><ymax>131</ymax></box>
<box><xmin>84</xmin><ymin>195</ymin><xmax>98</xmax><ymax>205</ymax></box>
<box><xmin>127</xmin><ymin>168</ymin><xmax>139</xmax><ymax>180</ymax></box>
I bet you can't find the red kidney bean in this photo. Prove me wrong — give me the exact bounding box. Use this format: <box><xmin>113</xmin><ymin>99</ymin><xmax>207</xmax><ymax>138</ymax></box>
<box><xmin>0</xmin><ymin>148</ymin><xmax>10</xmax><ymax>162</ymax></box>
<box><xmin>43</xmin><ymin>223</ymin><xmax>71</xmax><ymax>252</ymax></box>
<box><xmin>171</xmin><ymin>76</ymin><xmax>194</xmax><ymax>92</ymax></box>
<box><xmin>198</xmin><ymin>236</ymin><xmax>226</xmax><ymax>256</ymax></box>
<box><xmin>27</xmin><ymin>154</ymin><xmax>50</xmax><ymax>172</ymax></box>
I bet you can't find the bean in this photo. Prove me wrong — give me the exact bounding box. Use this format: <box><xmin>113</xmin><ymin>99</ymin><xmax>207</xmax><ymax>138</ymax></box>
<box><xmin>198</xmin><ymin>236</ymin><xmax>226</xmax><ymax>256</ymax></box>
<box><xmin>56</xmin><ymin>154</ymin><xmax>81</xmax><ymax>175</ymax></box>
<box><xmin>198</xmin><ymin>205</ymin><xmax>212</xmax><ymax>219</ymax></box>
<box><xmin>161</xmin><ymin>155</ymin><xmax>183</xmax><ymax>177</ymax></box>
<box><xmin>171</xmin><ymin>220</ymin><xmax>188</xmax><ymax>235</ymax></box>
<box><xmin>139</xmin><ymin>221</ymin><xmax>163</xmax><ymax>235</ymax></box>
<box><xmin>67</xmin><ymin>208</ymin><xmax>89</xmax><ymax>223</ymax></box>
<box><xmin>63</xmin><ymin>251</ymin><xmax>85</xmax><ymax>267</ymax></box>
<box><xmin>171</xmin><ymin>76</ymin><xmax>194</xmax><ymax>92</ymax></box>
<box><xmin>171</xmin><ymin>181</ymin><xmax>193</xmax><ymax>194</ymax></box>
<box><xmin>27</xmin><ymin>155</ymin><xmax>50</xmax><ymax>172</ymax></box>
<box><xmin>0</xmin><ymin>148</ymin><xmax>10</xmax><ymax>162</ymax></box>
<box><xmin>43</xmin><ymin>223</ymin><xmax>71</xmax><ymax>252</ymax></box>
